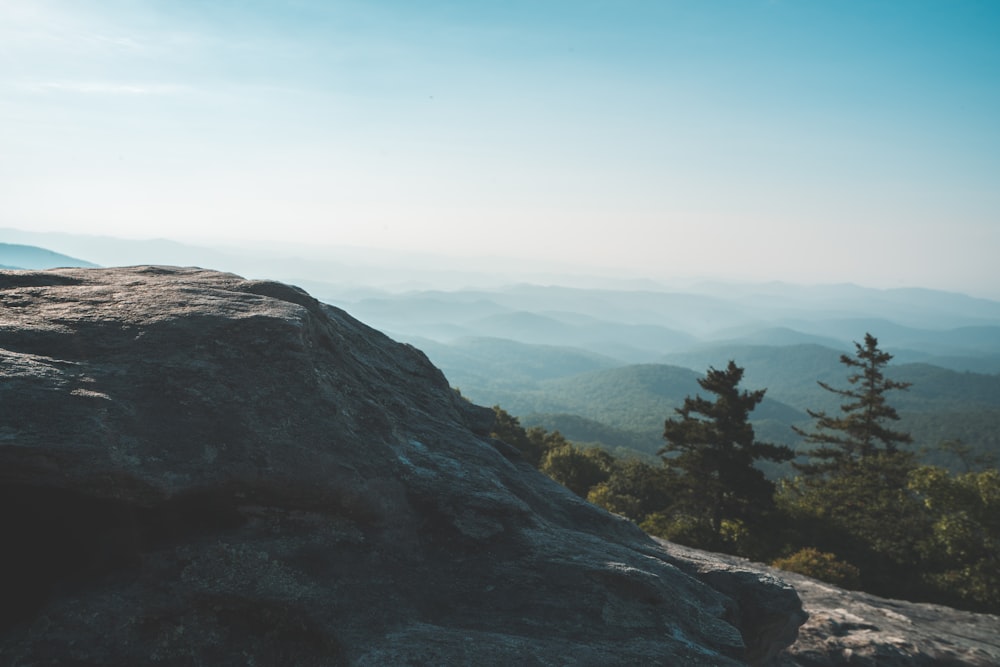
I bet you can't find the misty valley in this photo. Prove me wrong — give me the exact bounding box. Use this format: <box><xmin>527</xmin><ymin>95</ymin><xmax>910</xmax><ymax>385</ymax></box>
<box><xmin>327</xmin><ymin>282</ymin><xmax>1000</xmax><ymax>471</ymax></box>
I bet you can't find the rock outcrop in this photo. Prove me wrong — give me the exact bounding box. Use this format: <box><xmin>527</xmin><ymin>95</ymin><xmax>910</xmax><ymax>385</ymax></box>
<box><xmin>662</xmin><ymin>543</ymin><xmax>1000</xmax><ymax>666</ymax></box>
<box><xmin>0</xmin><ymin>267</ymin><xmax>805</xmax><ymax>665</ymax></box>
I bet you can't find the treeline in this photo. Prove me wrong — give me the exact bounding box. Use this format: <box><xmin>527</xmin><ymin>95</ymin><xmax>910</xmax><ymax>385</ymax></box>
<box><xmin>490</xmin><ymin>334</ymin><xmax>1000</xmax><ymax>615</ymax></box>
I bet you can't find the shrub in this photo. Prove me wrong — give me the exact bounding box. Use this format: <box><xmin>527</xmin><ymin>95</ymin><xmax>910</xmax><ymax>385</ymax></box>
<box><xmin>772</xmin><ymin>547</ymin><xmax>861</xmax><ymax>589</ymax></box>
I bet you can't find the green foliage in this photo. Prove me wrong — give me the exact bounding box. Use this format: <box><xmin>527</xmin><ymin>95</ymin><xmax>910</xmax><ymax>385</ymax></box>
<box><xmin>539</xmin><ymin>441</ymin><xmax>613</xmax><ymax>498</ymax></box>
<box><xmin>776</xmin><ymin>451</ymin><xmax>928</xmax><ymax>596</ymax></box>
<box><xmin>492</xmin><ymin>405</ymin><xmax>616</xmax><ymax>499</ymax></box>
<box><xmin>907</xmin><ymin>466</ymin><xmax>1000</xmax><ymax>612</ymax></box>
<box><xmin>520</xmin><ymin>412</ymin><xmax>658</xmax><ymax>460</ymax></box>
<box><xmin>586</xmin><ymin>458</ymin><xmax>673</xmax><ymax>521</ymax></box>
<box><xmin>771</xmin><ymin>548</ymin><xmax>861</xmax><ymax>589</ymax></box>
<box><xmin>490</xmin><ymin>406</ymin><xmax>546</xmax><ymax>466</ymax></box>
<box><xmin>794</xmin><ymin>333</ymin><xmax>913</xmax><ymax>475</ymax></box>
<box><xmin>660</xmin><ymin>361</ymin><xmax>793</xmax><ymax>549</ymax></box>
<box><xmin>730</xmin><ymin>454</ymin><xmax>1000</xmax><ymax>612</ymax></box>
<box><xmin>640</xmin><ymin>512</ymin><xmax>716</xmax><ymax>546</ymax></box>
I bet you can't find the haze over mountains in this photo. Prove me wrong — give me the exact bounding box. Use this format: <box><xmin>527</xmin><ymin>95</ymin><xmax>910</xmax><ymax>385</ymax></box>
<box><xmin>323</xmin><ymin>279</ymin><xmax>1000</xmax><ymax>468</ymax></box>
<box><xmin>3</xmin><ymin>229</ymin><xmax>999</xmax><ymax>469</ymax></box>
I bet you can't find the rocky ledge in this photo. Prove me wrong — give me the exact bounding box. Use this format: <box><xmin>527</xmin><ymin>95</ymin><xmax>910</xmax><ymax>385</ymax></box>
<box><xmin>0</xmin><ymin>266</ymin><xmax>803</xmax><ymax>665</ymax></box>
<box><xmin>663</xmin><ymin>543</ymin><xmax>1000</xmax><ymax>666</ymax></box>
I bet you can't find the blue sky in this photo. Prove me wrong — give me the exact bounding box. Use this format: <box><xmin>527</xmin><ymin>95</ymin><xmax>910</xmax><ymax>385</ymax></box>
<box><xmin>2</xmin><ymin>1</ymin><xmax>999</xmax><ymax>295</ymax></box>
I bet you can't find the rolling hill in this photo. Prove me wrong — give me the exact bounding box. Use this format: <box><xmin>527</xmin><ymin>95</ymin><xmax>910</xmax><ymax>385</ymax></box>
<box><xmin>0</xmin><ymin>243</ymin><xmax>97</xmax><ymax>270</ymax></box>
<box><xmin>426</xmin><ymin>340</ymin><xmax>1000</xmax><ymax>470</ymax></box>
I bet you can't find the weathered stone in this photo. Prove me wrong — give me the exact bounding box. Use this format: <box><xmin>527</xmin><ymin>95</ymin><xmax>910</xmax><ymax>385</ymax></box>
<box><xmin>662</xmin><ymin>543</ymin><xmax>1000</xmax><ymax>666</ymax></box>
<box><xmin>0</xmin><ymin>267</ymin><xmax>803</xmax><ymax>665</ymax></box>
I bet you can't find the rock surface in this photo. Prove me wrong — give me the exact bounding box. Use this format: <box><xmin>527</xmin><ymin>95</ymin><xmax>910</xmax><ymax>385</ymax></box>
<box><xmin>663</xmin><ymin>543</ymin><xmax>1000</xmax><ymax>666</ymax></box>
<box><xmin>0</xmin><ymin>266</ymin><xmax>805</xmax><ymax>666</ymax></box>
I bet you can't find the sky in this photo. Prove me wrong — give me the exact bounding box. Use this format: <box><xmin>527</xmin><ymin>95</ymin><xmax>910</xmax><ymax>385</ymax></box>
<box><xmin>2</xmin><ymin>0</ymin><xmax>999</xmax><ymax>296</ymax></box>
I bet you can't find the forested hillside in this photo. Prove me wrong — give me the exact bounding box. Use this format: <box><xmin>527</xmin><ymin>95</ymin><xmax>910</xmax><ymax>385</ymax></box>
<box><xmin>489</xmin><ymin>336</ymin><xmax>1000</xmax><ymax>615</ymax></box>
<box><xmin>442</xmin><ymin>349</ymin><xmax>1000</xmax><ymax>471</ymax></box>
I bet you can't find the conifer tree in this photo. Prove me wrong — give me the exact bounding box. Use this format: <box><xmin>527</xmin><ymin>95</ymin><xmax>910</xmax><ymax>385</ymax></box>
<box><xmin>793</xmin><ymin>333</ymin><xmax>913</xmax><ymax>477</ymax></box>
<box><xmin>660</xmin><ymin>361</ymin><xmax>793</xmax><ymax>545</ymax></box>
<box><xmin>782</xmin><ymin>334</ymin><xmax>921</xmax><ymax>595</ymax></box>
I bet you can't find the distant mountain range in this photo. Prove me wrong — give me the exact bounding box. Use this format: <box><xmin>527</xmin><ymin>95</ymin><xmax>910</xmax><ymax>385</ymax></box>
<box><xmin>328</xmin><ymin>285</ymin><xmax>1000</xmax><ymax>471</ymax></box>
<box><xmin>0</xmin><ymin>243</ymin><xmax>98</xmax><ymax>270</ymax></box>
<box><xmin>4</xmin><ymin>231</ymin><xmax>998</xmax><ymax>471</ymax></box>
<box><xmin>339</xmin><ymin>285</ymin><xmax>1000</xmax><ymax>375</ymax></box>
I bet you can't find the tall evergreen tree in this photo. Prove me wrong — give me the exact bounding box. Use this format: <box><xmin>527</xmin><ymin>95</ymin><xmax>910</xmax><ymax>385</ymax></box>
<box><xmin>781</xmin><ymin>334</ymin><xmax>922</xmax><ymax>595</ymax></box>
<box><xmin>793</xmin><ymin>333</ymin><xmax>913</xmax><ymax>476</ymax></box>
<box><xmin>660</xmin><ymin>361</ymin><xmax>793</xmax><ymax>545</ymax></box>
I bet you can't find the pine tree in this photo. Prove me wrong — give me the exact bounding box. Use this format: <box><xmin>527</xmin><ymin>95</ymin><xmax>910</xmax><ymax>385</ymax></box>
<box><xmin>781</xmin><ymin>334</ymin><xmax>922</xmax><ymax>595</ymax></box>
<box><xmin>793</xmin><ymin>333</ymin><xmax>913</xmax><ymax>477</ymax></box>
<box><xmin>660</xmin><ymin>361</ymin><xmax>793</xmax><ymax>546</ymax></box>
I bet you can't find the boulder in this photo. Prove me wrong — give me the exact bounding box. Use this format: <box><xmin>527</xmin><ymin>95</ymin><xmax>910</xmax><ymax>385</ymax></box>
<box><xmin>0</xmin><ymin>267</ymin><xmax>804</xmax><ymax>665</ymax></box>
<box><xmin>663</xmin><ymin>543</ymin><xmax>1000</xmax><ymax>666</ymax></box>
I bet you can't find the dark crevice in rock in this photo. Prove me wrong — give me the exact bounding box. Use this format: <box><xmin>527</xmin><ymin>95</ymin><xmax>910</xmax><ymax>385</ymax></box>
<box><xmin>830</xmin><ymin>621</ymin><xmax>880</xmax><ymax>637</ymax></box>
<box><xmin>131</xmin><ymin>266</ymin><xmax>190</xmax><ymax>276</ymax></box>
<box><xmin>0</xmin><ymin>484</ymin><xmax>245</xmax><ymax>633</ymax></box>
<box><xmin>0</xmin><ymin>273</ymin><xmax>84</xmax><ymax>289</ymax></box>
<box><xmin>0</xmin><ymin>328</ymin><xmax>88</xmax><ymax>359</ymax></box>
<box><xmin>0</xmin><ymin>485</ymin><xmax>141</xmax><ymax>632</ymax></box>
<box><xmin>193</xmin><ymin>596</ymin><xmax>345</xmax><ymax>667</ymax></box>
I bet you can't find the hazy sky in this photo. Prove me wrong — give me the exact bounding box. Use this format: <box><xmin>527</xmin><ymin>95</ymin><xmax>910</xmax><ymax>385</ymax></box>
<box><xmin>2</xmin><ymin>1</ymin><xmax>999</xmax><ymax>294</ymax></box>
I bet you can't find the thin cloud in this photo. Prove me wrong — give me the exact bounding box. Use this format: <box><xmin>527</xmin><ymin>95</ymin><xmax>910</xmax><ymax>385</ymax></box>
<box><xmin>18</xmin><ymin>81</ymin><xmax>191</xmax><ymax>96</ymax></box>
